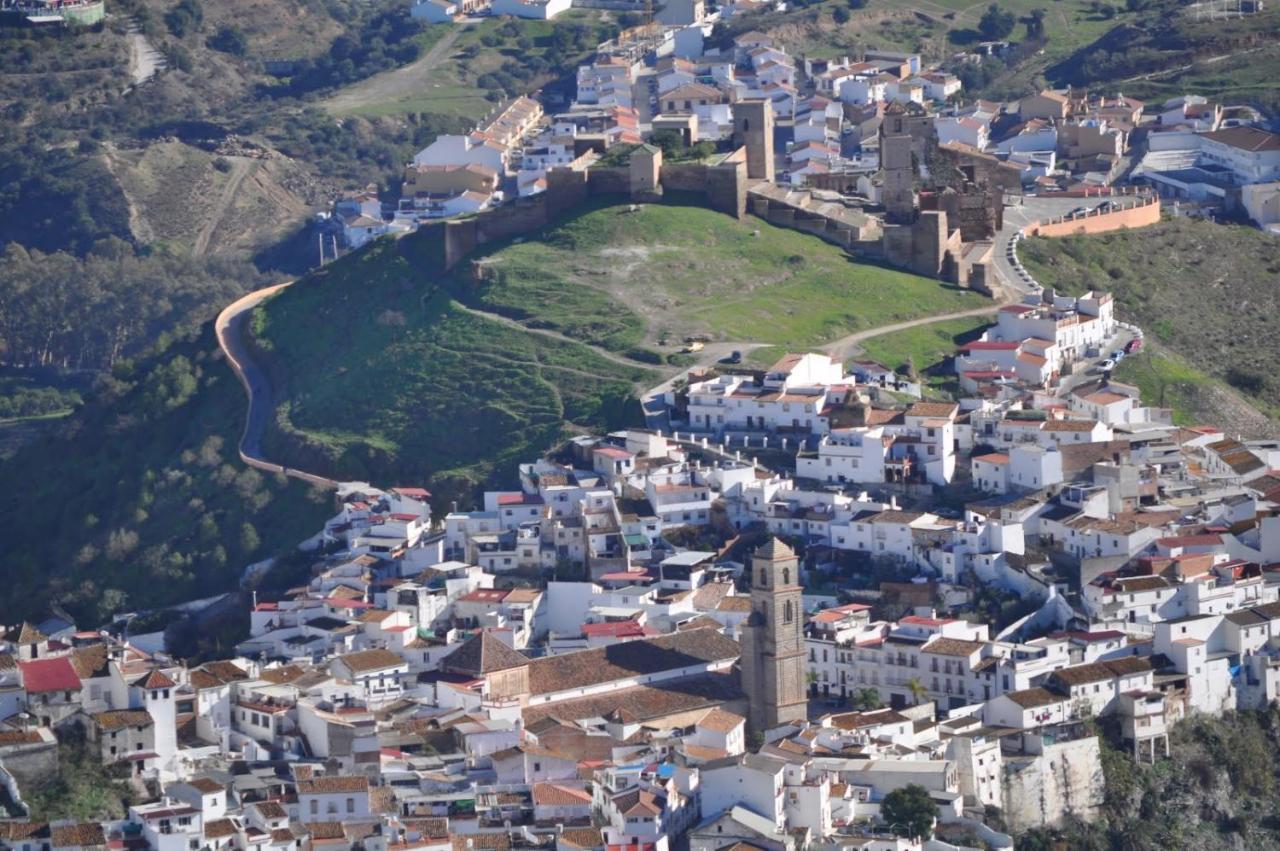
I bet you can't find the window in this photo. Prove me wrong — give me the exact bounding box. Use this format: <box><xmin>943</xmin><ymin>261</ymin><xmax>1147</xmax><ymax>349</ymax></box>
<box><xmin>782</xmin><ymin>567</ymin><xmax>790</xmax><ymax>585</ymax></box>
<box><xmin>346</xmin><ymin>798</ymin><xmax>355</xmax><ymax>814</ymax></box>
<box><xmin>784</xmin><ymin>600</ymin><xmax>794</xmax><ymax>623</ymax></box>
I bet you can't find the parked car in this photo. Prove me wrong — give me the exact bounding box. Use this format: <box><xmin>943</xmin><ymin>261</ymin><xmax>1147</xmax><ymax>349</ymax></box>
<box><xmin>1125</xmin><ymin>338</ymin><xmax>1143</xmax><ymax>354</ymax></box>
<box><xmin>1097</xmin><ymin>358</ymin><xmax>1116</xmax><ymax>372</ymax></box>
<box><xmin>1111</xmin><ymin>350</ymin><xmax>1126</xmax><ymax>361</ymax></box>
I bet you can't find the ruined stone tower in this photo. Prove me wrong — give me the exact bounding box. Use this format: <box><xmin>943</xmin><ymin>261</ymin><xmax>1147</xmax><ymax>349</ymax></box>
<box><xmin>733</xmin><ymin>98</ymin><xmax>775</xmax><ymax>184</ymax></box>
<box><xmin>740</xmin><ymin>537</ymin><xmax>807</xmax><ymax>734</ymax></box>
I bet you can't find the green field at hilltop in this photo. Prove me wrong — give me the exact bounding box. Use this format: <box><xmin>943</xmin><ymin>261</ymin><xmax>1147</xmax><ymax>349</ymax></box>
<box><xmin>250</xmin><ymin>201</ymin><xmax>984</xmax><ymax>495</ymax></box>
<box><xmin>449</xmin><ymin>201</ymin><xmax>984</xmax><ymax>352</ymax></box>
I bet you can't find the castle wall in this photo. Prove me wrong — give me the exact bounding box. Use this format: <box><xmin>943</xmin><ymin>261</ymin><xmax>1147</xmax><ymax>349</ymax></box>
<box><xmin>1026</xmin><ymin>195</ymin><xmax>1161</xmax><ymax>237</ymax></box>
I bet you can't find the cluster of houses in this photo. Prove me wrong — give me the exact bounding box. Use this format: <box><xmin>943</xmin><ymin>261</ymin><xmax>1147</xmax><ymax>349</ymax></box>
<box><xmin>14</xmin><ymin>287</ymin><xmax>1280</xmax><ymax>848</ymax></box>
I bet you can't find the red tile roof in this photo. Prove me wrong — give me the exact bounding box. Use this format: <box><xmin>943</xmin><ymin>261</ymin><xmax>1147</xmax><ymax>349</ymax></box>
<box><xmin>19</xmin><ymin>657</ymin><xmax>81</xmax><ymax>693</ymax></box>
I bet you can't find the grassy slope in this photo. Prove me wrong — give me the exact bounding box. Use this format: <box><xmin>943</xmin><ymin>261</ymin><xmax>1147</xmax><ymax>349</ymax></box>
<box><xmin>250</xmin><ymin>231</ymin><xmax>657</xmax><ymax>498</ymax></box>
<box><xmin>251</xmin><ymin>202</ymin><xmax>983</xmax><ymax>499</ymax></box>
<box><xmin>456</xmin><ymin>201</ymin><xmax>985</xmax><ymax>351</ymax></box>
<box><xmin>1020</xmin><ymin>218</ymin><xmax>1280</xmax><ymax>430</ymax></box>
<box><xmin>1045</xmin><ymin>2</ymin><xmax>1280</xmax><ymax>113</ymax></box>
<box><xmin>0</xmin><ymin>326</ymin><xmax>331</xmax><ymax>626</ymax></box>
<box><xmin>855</xmin><ymin>315</ymin><xmax>993</xmax><ymax>398</ymax></box>
<box><xmin>329</xmin><ymin>14</ymin><xmax>612</xmax><ymax>119</ymax></box>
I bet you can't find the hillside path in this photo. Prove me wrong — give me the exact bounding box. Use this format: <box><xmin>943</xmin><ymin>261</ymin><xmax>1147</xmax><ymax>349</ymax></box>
<box><xmin>194</xmin><ymin>157</ymin><xmax>257</xmax><ymax>256</ymax></box>
<box><xmin>321</xmin><ymin>25</ymin><xmax>467</xmax><ymax>114</ymax></box>
<box><xmin>821</xmin><ymin>302</ymin><xmax>1004</xmax><ymax>364</ymax></box>
<box><xmin>124</xmin><ymin>16</ymin><xmax>165</xmax><ymax>90</ymax></box>
<box><xmin>214</xmin><ymin>282</ymin><xmax>338</xmax><ymax>489</ymax></box>
<box><xmin>450</xmin><ymin>302</ymin><xmax>663</xmax><ymax>373</ymax></box>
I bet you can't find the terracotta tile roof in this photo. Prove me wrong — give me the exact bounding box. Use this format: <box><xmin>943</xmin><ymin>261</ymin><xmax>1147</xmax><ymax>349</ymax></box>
<box><xmin>304</xmin><ymin>823</ymin><xmax>345</xmax><ymax>840</ymax></box>
<box><xmin>370</xmin><ymin>785</ymin><xmax>398</xmax><ymax>815</ymax></box>
<box><xmin>697</xmin><ymin>707</ymin><xmax>745</xmax><ymax>733</ymax></box>
<box><xmin>204</xmin><ymin>819</ymin><xmax>238</xmax><ymax>840</ymax></box>
<box><xmin>335</xmin><ymin>648</ymin><xmax>406</xmax><ymax>674</ymax></box>
<box><xmin>50</xmin><ymin>823</ymin><xmax>105</xmax><ymax>847</ymax></box>
<box><xmin>922</xmin><ymin>637</ymin><xmax>984</xmax><ymax>657</ymax></box>
<box><xmin>270</xmin><ymin>828</ymin><xmax>298</xmax><ymax>843</ymax></box>
<box><xmin>716</xmin><ymin>596</ymin><xmax>752</xmax><ymax>613</ymax></box>
<box><xmin>189</xmin><ymin>777</ymin><xmax>225</xmax><ymax>794</ymax></box>
<box><xmin>451</xmin><ymin>834</ymin><xmax>510</xmax><ymax>851</ymax></box>
<box><xmin>259</xmin><ymin>665</ymin><xmax>307</xmax><ymax>684</ymax></box>
<box><xmin>557</xmin><ymin>827</ymin><xmax>603</xmax><ymax>849</ymax></box>
<box><xmin>133</xmin><ymin>669</ymin><xmax>176</xmax><ymax>690</ymax></box>
<box><xmin>1052</xmin><ymin>657</ymin><xmax>1151</xmax><ymax>686</ymax></box>
<box><xmin>532</xmin><ymin>782</ymin><xmax>592</xmax><ymax>806</ymax></box>
<box><xmin>0</xmin><ymin>652</ymin><xmax>16</xmax><ymax>672</ymax></box>
<box><xmin>440</xmin><ymin>631</ymin><xmax>529</xmax><ymax>677</ymax></box>
<box><xmin>93</xmin><ymin>709</ymin><xmax>153</xmax><ymax>731</ymax></box>
<box><xmin>254</xmin><ymin>801</ymin><xmax>287</xmax><ymax>820</ymax></box>
<box><xmin>298</xmin><ymin>775</ymin><xmax>370</xmax><ymax>794</ymax></box>
<box><xmin>0</xmin><ymin>730</ymin><xmax>45</xmax><ymax>745</ymax></box>
<box><xmin>528</xmin><ymin>630</ymin><xmax>739</xmax><ymax>696</ymax></box>
<box><xmin>1003</xmin><ymin>687</ymin><xmax>1062</xmax><ymax>708</ymax></box>
<box><xmin>522</xmin><ymin>672</ymin><xmax>741</xmax><ymax>726</ymax></box>
<box><xmin>0</xmin><ymin>822</ymin><xmax>50</xmax><ymax>841</ymax></box>
<box><xmin>907</xmin><ymin>401</ymin><xmax>957</xmax><ymax>419</ymax></box>
<box><xmin>401</xmin><ymin>819</ymin><xmax>448</xmax><ymax>840</ymax></box>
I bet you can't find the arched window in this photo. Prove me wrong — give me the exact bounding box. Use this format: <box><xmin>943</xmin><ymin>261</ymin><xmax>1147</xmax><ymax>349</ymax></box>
<box><xmin>782</xmin><ymin>567</ymin><xmax>790</xmax><ymax>586</ymax></box>
<box><xmin>742</xmin><ymin>118</ymin><xmax>750</xmax><ymax>132</ymax></box>
<box><xmin>759</xmin><ymin>567</ymin><xmax>768</xmax><ymax>586</ymax></box>
<box><xmin>784</xmin><ymin>600</ymin><xmax>793</xmax><ymax>623</ymax></box>
<box><xmin>760</xmin><ymin>602</ymin><xmax>769</xmax><ymax>623</ymax></box>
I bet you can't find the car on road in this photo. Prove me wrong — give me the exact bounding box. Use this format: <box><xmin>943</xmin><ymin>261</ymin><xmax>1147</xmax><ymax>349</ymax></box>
<box><xmin>1125</xmin><ymin>338</ymin><xmax>1143</xmax><ymax>354</ymax></box>
<box><xmin>1097</xmin><ymin>358</ymin><xmax>1116</xmax><ymax>373</ymax></box>
<box><xmin>1111</xmin><ymin>350</ymin><xmax>1126</xmax><ymax>362</ymax></box>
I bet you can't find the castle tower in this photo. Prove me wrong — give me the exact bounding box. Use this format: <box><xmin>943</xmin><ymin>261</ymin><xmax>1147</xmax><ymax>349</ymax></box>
<box><xmin>740</xmin><ymin>537</ymin><xmax>807</xmax><ymax>734</ymax></box>
<box><xmin>733</xmin><ymin>99</ymin><xmax>775</xmax><ymax>184</ymax></box>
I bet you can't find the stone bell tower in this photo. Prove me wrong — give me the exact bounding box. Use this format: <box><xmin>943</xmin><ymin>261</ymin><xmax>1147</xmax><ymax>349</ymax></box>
<box><xmin>740</xmin><ymin>537</ymin><xmax>807</xmax><ymax>734</ymax></box>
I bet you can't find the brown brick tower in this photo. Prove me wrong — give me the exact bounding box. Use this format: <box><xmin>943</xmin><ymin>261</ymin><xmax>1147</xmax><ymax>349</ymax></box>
<box><xmin>740</xmin><ymin>537</ymin><xmax>808</xmax><ymax>734</ymax></box>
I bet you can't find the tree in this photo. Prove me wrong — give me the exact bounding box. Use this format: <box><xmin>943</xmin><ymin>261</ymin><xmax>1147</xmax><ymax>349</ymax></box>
<box><xmin>881</xmin><ymin>783</ymin><xmax>939</xmax><ymax>840</ymax></box>
<box><xmin>207</xmin><ymin>25</ymin><xmax>248</xmax><ymax>56</ymax></box>
<box><xmin>978</xmin><ymin>3</ymin><xmax>1016</xmax><ymax>39</ymax></box>
<box><xmin>833</xmin><ymin>5</ymin><xmax>850</xmax><ymax>22</ymax></box>
<box><xmin>905</xmin><ymin>676</ymin><xmax>929</xmax><ymax>706</ymax></box>
<box><xmin>1026</xmin><ymin>8</ymin><xmax>1047</xmax><ymax>40</ymax></box>
<box><xmin>849</xmin><ymin>687</ymin><xmax>883</xmax><ymax>711</ymax></box>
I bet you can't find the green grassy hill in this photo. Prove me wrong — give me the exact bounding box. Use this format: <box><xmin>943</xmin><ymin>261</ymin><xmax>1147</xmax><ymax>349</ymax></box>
<box><xmin>1044</xmin><ymin>1</ymin><xmax>1280</xmax><ymax>113</ymax></box>
<box><xmin>1020</xmin><ymin>218</ymin><xmax>1280</xmax><ymax>431</ymax></box>
<box><xmin>0</xmin><ymin>325</ymin><xmax>331</xmax><ymax>626</ymax></box>
<box><xmin>249</xmin><ymin>201</ymin><xmax>984</xmax><ymax>498</ymax></box>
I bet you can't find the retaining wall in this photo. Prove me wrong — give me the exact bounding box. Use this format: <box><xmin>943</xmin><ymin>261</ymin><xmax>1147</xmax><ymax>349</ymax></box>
<box><xmin>1025</xmin><ymin>195</ymin><xmax>1161</xmax><ymax>238</ymax></box>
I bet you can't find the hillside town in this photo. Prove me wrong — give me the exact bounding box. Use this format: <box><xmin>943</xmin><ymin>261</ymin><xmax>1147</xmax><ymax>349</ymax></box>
<box><xmin>330</xmin><ymin>12</ymin><xmax>1280</xmax><ymax>251</ymax></box>
<box><xmin>10</xmin><ymin>257</ymin><xmax>1280</xmax><ymax>850</ymax></box>
<box><xmin>4</xmin><ymin>0</ymin><xmax>1280</xmax><ymax>847</ymax></box>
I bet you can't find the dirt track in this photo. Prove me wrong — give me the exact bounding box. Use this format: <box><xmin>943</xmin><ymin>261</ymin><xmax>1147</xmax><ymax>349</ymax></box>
<box><xmin>321</xmin><ymin>25</ymin><xmax>466</xmax><ymax>114</ymax></box>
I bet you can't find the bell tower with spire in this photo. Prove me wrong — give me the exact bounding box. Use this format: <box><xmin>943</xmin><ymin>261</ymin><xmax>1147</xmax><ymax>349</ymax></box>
<box><xmin>740</xmin><ymin>537</ymin><xmax>807</xmax><ymax>734</ymax></box>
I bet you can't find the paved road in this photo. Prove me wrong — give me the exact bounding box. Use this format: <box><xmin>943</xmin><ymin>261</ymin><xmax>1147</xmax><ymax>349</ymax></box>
<box><xmin>993</xmin><ymin>195</ymin><xmax>1113</xmax><ymax>296</ymax></box>
<box><xmin>214</xmin><ymin>283</ymin><xmax>338</xmax><ymax>489</ymax></box>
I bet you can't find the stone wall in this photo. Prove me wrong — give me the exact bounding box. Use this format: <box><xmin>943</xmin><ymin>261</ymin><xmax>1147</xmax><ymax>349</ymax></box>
<box><xmin>0</xmin><ymin>733</ymin><xmax>58</xmax><ymax>796</ymax></box>
<box><xmin>1001</xmin><ymin>734</ymin><xmax>1104</xmax><ymax>833</ymax></box>
<box><xmin>1026</xmin><ymin>195</ymin><xmax>1161</xmax><ymax>238</ymax></box>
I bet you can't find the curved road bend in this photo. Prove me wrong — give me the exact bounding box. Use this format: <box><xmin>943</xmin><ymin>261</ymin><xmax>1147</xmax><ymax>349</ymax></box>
<box><xmin>214</xmin><ymin>283</ymin><xmax>338</xmax><ymax>489</ymax></box>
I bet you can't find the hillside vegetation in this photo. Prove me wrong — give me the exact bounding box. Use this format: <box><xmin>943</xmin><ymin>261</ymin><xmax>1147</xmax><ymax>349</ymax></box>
<box><xmin>451</xmin><ymin>201</ymin><xmax>984</xmax><ymax>352</ymax></box>
<box><xmin>0</xmin><ymin>324</ymin><xmax>331</xmax><ymax>626</ymax></box>
<box><xmin>1045</xmin><ymin>1</ymin><xmax>1280</xmax><ymax>113</ymax></box>
<box><xmin>1020</xmin><ymin>218</ymin><xmax>1280</xmax><ymax>432</ymax></box>
<box><xmin>1019</xmin><ymin>709</ymin><xmax>1280</xmax><ymax>851</ymax></box>
<box><xmin>249</xmin><ymin>230</ymin><xmax>657</xmax><ymax>500</ymax></box>
<box><xmin>249</xmin><ymin>202</ymin><xmax>983</xmax><ymax>498</ymax></box>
